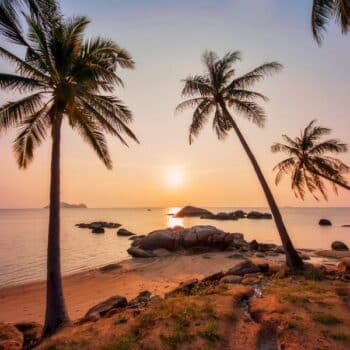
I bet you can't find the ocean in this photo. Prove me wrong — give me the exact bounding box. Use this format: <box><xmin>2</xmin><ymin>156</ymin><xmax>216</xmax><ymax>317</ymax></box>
<box><xmin>0</xmin><ymin>207</ymin><xmax>349</xmax><ymax>287</ymax></box>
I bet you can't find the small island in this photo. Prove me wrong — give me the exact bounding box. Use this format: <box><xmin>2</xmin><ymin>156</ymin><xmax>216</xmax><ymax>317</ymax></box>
<box><xmin>44</xmin><ymin>202</ymin><xmax>87</xmax><ymax>209</ymax></box>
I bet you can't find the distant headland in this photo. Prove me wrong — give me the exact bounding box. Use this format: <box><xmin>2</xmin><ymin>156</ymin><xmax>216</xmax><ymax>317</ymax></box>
<box><xmin>43</xmin><ymin>202</ymin><xmax>87</xmax><ymax>209</ymax></box>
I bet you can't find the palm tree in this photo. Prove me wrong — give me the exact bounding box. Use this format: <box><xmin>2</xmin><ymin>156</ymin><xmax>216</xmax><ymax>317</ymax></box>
<box><xmin>176</xmin><ymin>51</ymin><xmax>303</xmax><ymax>269</ymax></box>
<box><xmin>272</xmin><ymin>120</ymin><xmax>350</xmax><ymax>200</ymax></box>
<box><xmin>0</xmin><ymin>0</ymin><xmax>138</xmax><ymax>336</ymax></box>
<box><xmin>311</xmin><ymin>0</ymin><xmax>350</xmax><ymax>44</ymax></box>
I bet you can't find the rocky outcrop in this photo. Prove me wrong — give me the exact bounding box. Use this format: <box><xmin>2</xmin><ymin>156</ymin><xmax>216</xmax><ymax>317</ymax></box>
<box><xmin>0</xmin><ymin>323</ymin><xmax>23</xmax><ymax>350</ymax></box>
<box><xmin>331</xmin><ymin>241</ymin><xmax>349</xmax><ymax>251</ymax></box>
<box><xmin>319</xmin><ymin>219</ymin><xmax>332</xmax><ymax>226</ymax></box>
<box><xmin>201</xmin><ymin>212</ymin><xmax>238</xmax><ymax>220</ymax></box>
<box><xmin>246</xmin><ymin>211</ymin><xmax>272</xmax><ymax>219</ymax></box>
<box><xmin>117</xmin><ymin>228</ymin><xmax>135</xmax><ymax>237</ymax></box>
<box><xmin>92</xmin><ymin>227</ymin><xmax>104</xmax><ymax>234</ymax></box>
<box><xmin>45</xmin><ymin>202</ymin><xmax>87</xmax><ymax>209</ymax></box>
<box><xmin>174</xmin><ymin>206</ymin><xmax>212</xmax><ymax>218</ymax></box>
<box><xmin>76</xmin><ymin>221</ymin><xmax>121</xmax><ymax>229</ymax></box>
<box><xmin>127</xmin><ymin>226</ymin><xmax>244</xmax><ymax>258</ymax></box>
<box><xmin>85</xmin><ymin>296</ymin><xmax>127</xmax><ymax>319</ymax></box>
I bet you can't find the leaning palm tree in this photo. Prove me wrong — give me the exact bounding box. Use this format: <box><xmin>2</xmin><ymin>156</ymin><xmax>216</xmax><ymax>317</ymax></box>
<box><xmin>0</xmin><ymin>0</ymin><xmax>138</xmax><ymax>336</ymax></box>
<box><xmin>176</xmin><ymin>51</ymin><xmax>303</xmax><ymax>269</ymax></box>
<box><xmin>311</xmin><ymin>0</ymin><xmax>350</xmax><ymax>44</ymax></box>
<box><xmin>272</xmin><ymin>120</ymin><xmax>350</xmax><ymax>200</ymax></box>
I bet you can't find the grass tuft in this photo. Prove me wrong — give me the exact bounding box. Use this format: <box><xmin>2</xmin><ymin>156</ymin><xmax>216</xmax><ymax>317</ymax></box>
<box><xmin>198</xmin><ymin>320</ymin><xmax>220</xmax><ymax>342</ymax></box>
<box><xmin>312</xmin><ymin>312</ymin><xmax>341</xmax><ymax>325</ymax></box>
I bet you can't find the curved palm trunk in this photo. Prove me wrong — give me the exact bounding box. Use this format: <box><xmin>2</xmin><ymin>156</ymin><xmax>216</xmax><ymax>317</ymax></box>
<box><xmin>43</xmin><ymin>116</ymin><xmax>69</xmax><ymax>336</ymax></box>
<box><xmin>312</xmin><ymin>170</ymin><xmax>350</xmax><ymax>191</ymax></box>
<box><xmin>221</xmin><ymin>104</ymin><xmax>303</xmax><ymax>269</ymax></box>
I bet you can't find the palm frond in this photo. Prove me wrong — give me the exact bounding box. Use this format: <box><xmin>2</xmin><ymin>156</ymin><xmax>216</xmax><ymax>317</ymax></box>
<box><xmin>181</xmin><ymin>75</ymin><xmax>213</xmax><ymax>97</ymax></box>
<box><xmin>311</xmin><ymin>0</ymin><xmax>335</xmax><ymax>44</ymax></box>
<box><xmin>188</xmin><ymin>100</ymin><xmax>213</xmax><ymax>144</ymax></box>
<box><xmin>228</xmin><ymin>98</ymin><xmax>266</xmax><ymax>127</ymax></box>
<box><xmin>175</xmin><ymin>97</ymin><xmax>206</xmax><ymax>114</ymax></box>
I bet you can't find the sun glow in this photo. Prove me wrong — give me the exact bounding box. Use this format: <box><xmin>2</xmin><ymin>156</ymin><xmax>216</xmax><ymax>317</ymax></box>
<box><xmin>166</xmin><ymin>166</ymin><xmax>185</xmax><ymax>187</ymax></box>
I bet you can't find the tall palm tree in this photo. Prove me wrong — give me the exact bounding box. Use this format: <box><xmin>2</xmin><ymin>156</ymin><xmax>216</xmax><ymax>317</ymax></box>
<box><xmin>176</xmin><ymin>51</ymin><xmax>303</xmax><ymax>269</ymax></box>
<box><xmin>311</xmin><ymin>0</ymin><xmax>350</xmax><ymax>44</ymax></box>
<box><xmin>0</xmin><ymin>0</ymin><xmax>138</xmax><ymax>336</ymax></box>
<box><xmin>272</xmin><ymin>120</ymin><xmax>350</xmax><ymax>200</ymax></box>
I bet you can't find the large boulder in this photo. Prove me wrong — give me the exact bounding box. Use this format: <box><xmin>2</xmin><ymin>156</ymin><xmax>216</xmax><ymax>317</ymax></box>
<box><xmin>85</xmin><ymin>296</ymin><xmax>127</xmax><ymax>319</ymax></box>
<box><xmin>117</xmin><ymin>228</ymin><xmax>135</xmax><ymax>237</ymax></box>
<box><xmin>319</xmin><ymin>219</ymin><xmax>332</xmax><ymax>226</ymax></box>
<box><xmin>331</xmin><ymin>241</ymin><xmax>349</xmax><ymax>251</ymax></box>
<box><xmin>247</xmin><ymin>211</ymin><xmax>272</xmax><ymax>219</ymax></box>
<box><xmin>175</xmin><ymin>206</ymin><xmax>212</xmax><ymax>218</ymax></box>
<box><xmin>0</xmin><ymin>323</ymin><xmax>23</xmax><ymax>350</ymax></box>
<box><xmin>134</xmin><ymin>226</ymin><xmax>238</xmax><ymax>252</ymax></box>
<box><xmin>127</xmin><ymin>247</ymin><xmax>156</xmax><ymax>258</ymax></box>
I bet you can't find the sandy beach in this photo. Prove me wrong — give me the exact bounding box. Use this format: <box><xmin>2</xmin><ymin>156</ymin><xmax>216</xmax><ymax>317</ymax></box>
<box><xmin>0</xmin><ymin>252</ymin><xmax>277</xmax><ymax>324</ymax></box>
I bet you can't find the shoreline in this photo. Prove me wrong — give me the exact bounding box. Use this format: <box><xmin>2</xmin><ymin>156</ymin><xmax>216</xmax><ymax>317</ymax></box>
<box><xmin>0</xmin><ymin>248</ymin><xmax>343</xmax><ymax>324</ymax></box>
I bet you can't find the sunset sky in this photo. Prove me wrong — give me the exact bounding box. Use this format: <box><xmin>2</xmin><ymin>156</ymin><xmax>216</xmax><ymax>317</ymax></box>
<box><xmin>0</xmin><ymin>0</ymin><xmax>349</xmax><ymax>208</ymax></box>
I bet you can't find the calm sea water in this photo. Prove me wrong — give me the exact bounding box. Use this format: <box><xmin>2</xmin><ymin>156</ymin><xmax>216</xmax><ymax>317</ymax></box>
<box><xmin>0</xmin><ymin>207</ymin><xmax>349</xmax><ymax>287</ymax></box>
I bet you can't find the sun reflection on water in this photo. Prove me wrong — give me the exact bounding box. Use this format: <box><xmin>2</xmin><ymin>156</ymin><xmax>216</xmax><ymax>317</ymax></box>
<box><xmin>166</xmin><ymin>207</ymin><xmax>184</xmax><ymax>228</ymax></box>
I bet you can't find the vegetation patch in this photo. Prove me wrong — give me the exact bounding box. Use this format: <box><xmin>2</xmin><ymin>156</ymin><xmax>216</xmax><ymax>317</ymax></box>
<box><xmin>198</xmin><ymin>320</ymin><xmax>220</xmax><ymax>342</ymax></box>
<box><xmin>312</xmin><ymin>312</ymin><xmax>342</xmax><ymax>325</ymax></box>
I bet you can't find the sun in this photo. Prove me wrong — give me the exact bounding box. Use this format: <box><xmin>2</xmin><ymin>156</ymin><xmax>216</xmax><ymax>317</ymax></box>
<box><xmin>166</xmin><ymin>167</ymin><xmax>185</xmax><ymax>187</ymax></box>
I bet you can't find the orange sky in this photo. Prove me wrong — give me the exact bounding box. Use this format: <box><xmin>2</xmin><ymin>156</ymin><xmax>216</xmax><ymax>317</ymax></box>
<box><xmin>0</xmin><ymin>0</ymin><xmax>349</xmax><ymax>208</ymax></box>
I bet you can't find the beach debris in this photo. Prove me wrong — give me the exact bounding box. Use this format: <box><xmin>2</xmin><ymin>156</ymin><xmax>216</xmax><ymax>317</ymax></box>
<box><xmin>319</xmin><ymin>218</ymin><xmax>332</xmax><ymax>226</ymax></box>
<box><xmin>99</xmin><ymin>263</ymin><xmax>122</xmax><ymax>273</ymax></box>
<box><xmin>117</xmin><ymin>228</ymin><xmax>135</xmax><ymax>237</ymax></box>
<box><xmin>331</xmin><ymin>241</ymin><xmax>349</xmax><ymax>251</ymax></box>
<box><xmin>0</xmin><ymin>322</ymin><xmax>24</xmax><ymax>350</ymax></box>
<box><xmin>14</xmin><ymin>322</ymin><xmax>42</xmax><ymax>349</ymax></box>
<box><xmin>85</xmin><ymin>296</ymin><xmax>127</xmax><ymax>320</ymax></box>
<box><xmin>76</xmin><ymin>221</ymin><xmax>121</xmax><ymax>229</ymax></box>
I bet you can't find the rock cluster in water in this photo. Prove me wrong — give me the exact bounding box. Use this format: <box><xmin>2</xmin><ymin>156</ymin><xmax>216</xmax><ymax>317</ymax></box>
<box><xmin>174</xmin><ymin>205</ymin><xmax>272</xmax><ymax>220</ymax></box>
<box><xmin>76</xmin><ymin>221</ymin><xmax>121</xmax><ymax>234</ymax></box>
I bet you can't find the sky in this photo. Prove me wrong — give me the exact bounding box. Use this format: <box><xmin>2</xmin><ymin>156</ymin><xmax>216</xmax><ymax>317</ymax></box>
<box><xmin>0</xmin><ymin>0</ymin><xmax>349</xmax><ymax>208</ymax></box>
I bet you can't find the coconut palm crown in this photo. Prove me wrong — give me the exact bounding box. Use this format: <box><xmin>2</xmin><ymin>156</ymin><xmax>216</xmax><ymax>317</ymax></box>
<box><xmin>272</xmin><ymin>120</ymin><xmax>350</xmax><ymax>200</ymax></box>
<box><xmin>176</xmin><ymin>51</ymin><xmax>304</xmax><ymax>269</ymax></box>
<box><xmin>312</xmin><ymin>0</ymin><xmax>350</xmax><ymax>44</ymax></box>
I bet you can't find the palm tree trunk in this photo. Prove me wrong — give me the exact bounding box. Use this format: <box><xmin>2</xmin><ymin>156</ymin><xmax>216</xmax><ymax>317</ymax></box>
<box><xmin>312</xmin><ymin>170</ymin><xmax>350</xmax><ymax>191</ymax></box>
<box><xmin>221</xmin><ymin>104</ymin><xmax>303</xmax><ymax>269</ymax></box>
<box><xmin>43</xmin><ymin>115</ymin><xmax>69</xmax><ymax>336</ymax></box>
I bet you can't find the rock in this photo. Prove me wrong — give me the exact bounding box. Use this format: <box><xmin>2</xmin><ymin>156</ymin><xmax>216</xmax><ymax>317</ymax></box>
<box><xmin>315</xmin><ymin>250</ymin><xmax>350</xmax><ymax>259</ymax></box>
<box><xmin>257</xmin><ymin>263</ymin><xmax>270</xmax><ymax>273</ymax></box>
<box><xmin>117</xmin><ymin>228</ymin><xmax>135</xmax><ymax>237</ymax></box>
<box><xmin>92</xmin><ymin>227</ymin><xmax>105</xmax><ymax>234</ymax></box>
<box><xmin>226</xmin><ymin>260</ymin><xmax>260</xmax><ymax>276</ymax></box>
<box><xmin>233</xmin><ymin>210</ymin><xmax>246</xmax><ymax>218</ymax></box>
<box><xmin>175</xmin><ymin>206</ymin><xmax>212</xmax><ymax>218</ymax></box>
<box><xmin>133</xmin><ymin>225</ymin><xmax>237</xmax><ymax>253</ymax></box>
<box><xmin>226</xmin><ymin>253</ymin><xmax>245</xmax><ymax>259</ymax></box>
<box><xmin>255</xmin><ymin>252</ymin><xmax>266</xmax><ymax>258</ymax></box>
<box><xmin>342</xmin><ymin>225</ymin><xmax>350</xmax><ymax>227</ymax></box>
<box><xmin>247</xmin><ymin>211</ymin><xmax>272</xmax><ymax>219</ymax></box>
<box><xmin>127</xmin><ymin>247</ymin><xmax>156</xmax><ymax>258</ymax></box>
<box><xmin>0</xmin><ymin>323</ymin><xmax>23</xmax><ymax>350</ymax></box>
<box><xmin>14</xmin><ymin>322</ymin><xmax>42</xmax><ymax>349</ymax></box>
<box><xmin>337</xmin><ymin>258</ymin><xmax>350</xmax><ymax>273</ymax></box>
<box><xmin>165</xmin><ymin>279</ymin><xmax>199</xmax><ymax>298</ymax></box>
<box><xmin>129</xmin><ymin>235</ymin><xmax>145</xmax><ymax>241</ymax></box>
<box><xmin>99</xmin><ymin>263</ymin><xmax>121</xmax><ymax>273</ymax></box>
<box><xmin>83</xmin><ymin>312</ymin><xmax>100</xmax><ymax>323</ymax></box>
<box><xmin>201</xmin><ymin>271</ymin><xmax>225</xmax><ymax>283</ymax></box>
<box><xmin>201</xmin><ymin>212</ymin><xmax>238</xmax><ymax>221</ymax></box>
<box><xmin>220</xmin><ymin>275</ymin><xmax>242</xmax><ymax>284</ymax></box>
<box><xmin>241</xmin><ymin>276</ymin><xmax>261</xmax><ymax>285</ymax></box>
<box><xmin>128</xmin><ymin>291</ymin><xmax>152</xmax><ymax>308</ymax></box>
<box><xmin>319</xmin><ymin>219</ymin><xmax>332</xmax><ymax>226</ymax></box>
<box><xmin>85</xmin><ymin>296</ymin><xmax>127</xmax><ymax>319</ymax></box>
<box><xmin>274</xmin><ymin>246</ymin><xmax>285</xmax><ymax>254</ymax></box>
<box><xmin>331</xmin><ymin>241</ymin><xmax>349</xmax><ymax>251</ymax></box>
<box><xmin>249</xmin><ymin>240</ymin><xmax>259</xmax><ymax>250</ymax></box>
<box><xmin>152</xmin><ymin>248</ymin><xmax>171</xmax><ymax>257</ymax></box>
<box><xmin>76</xmin><ymin>221</ymin><xmax>121</xmax><ymax>229</ymax></box>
